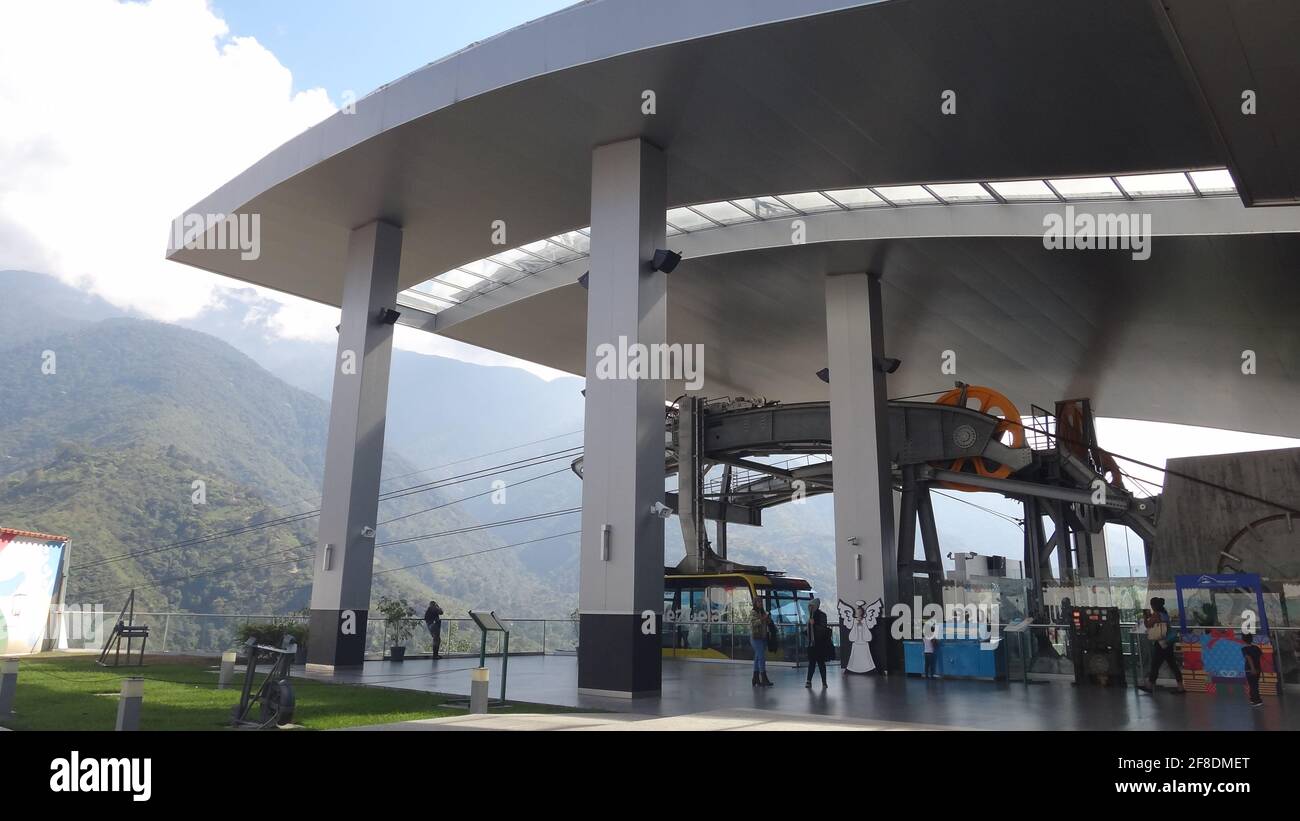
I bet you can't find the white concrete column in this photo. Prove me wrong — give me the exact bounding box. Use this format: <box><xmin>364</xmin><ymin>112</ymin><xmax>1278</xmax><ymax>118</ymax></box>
<box><xmin>1088</xmin><ymin>527</ymin><xmax>1110</xmax><ymax>578</ymax></box>
<box><xmin>577</xmin><ymin>139</ymin><xmax>667</xmax><ymax>697</ymax></box>
<box><xmin>307</xmin><ymin>220</ymin><xmax>402</xmax><ymax>671</ymax></box>
<box><xmin>825</xmin><ymin>272</ymin><xmax>898</xmax><ymax>670</ymax></box>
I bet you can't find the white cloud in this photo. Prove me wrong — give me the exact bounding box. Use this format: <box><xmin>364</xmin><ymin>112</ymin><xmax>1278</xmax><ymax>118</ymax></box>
<box><xmin>0</xmin><ymin>0</ymin><xmax>571</xmax><ymax>379</ymax></box>
<box><xmin>0</xmin><ymin>0</ymin><xmax>336</xmax><ymax>322</ymax></box>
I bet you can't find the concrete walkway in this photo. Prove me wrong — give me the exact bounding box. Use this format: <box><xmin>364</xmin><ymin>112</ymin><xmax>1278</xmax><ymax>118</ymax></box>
<box><xmin>343</xmin><ymin>707</ymin><xmax>954</xmax><ymax>732</ymax></box>
<box><xmin>305</xmin><ymin>654</ymin><xmax>1298</xmax><ymax>731</ymax></box>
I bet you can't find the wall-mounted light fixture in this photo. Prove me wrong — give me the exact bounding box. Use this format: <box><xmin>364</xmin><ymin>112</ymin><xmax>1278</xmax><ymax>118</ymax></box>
<box><xmin>651</xmin><ymin>249</ymin><xmax>682</xmax><ymax>273</ymax></box>
<box><xmin>873</xmin><ymin>356</ymin><xmax>902</xmax><ymax>374</ymax></box>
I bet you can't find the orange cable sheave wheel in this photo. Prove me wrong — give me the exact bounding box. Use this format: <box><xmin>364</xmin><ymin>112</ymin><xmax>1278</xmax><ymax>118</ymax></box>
<box><xmin>933</xmin><ymin>385</ymin><xmax>1025</xmax><ymax>490</ymax></box>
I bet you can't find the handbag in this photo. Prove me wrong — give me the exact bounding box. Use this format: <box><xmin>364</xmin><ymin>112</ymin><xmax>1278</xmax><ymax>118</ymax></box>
<box><xmin>766</xmin><ymin>620</ymin><xmax>779</xmax><ymax>653</ymax></box>
<box><xmin>1146</xmin><ymin>620</ymin><xmax>1168</xmax><ymax>644</ymax></box>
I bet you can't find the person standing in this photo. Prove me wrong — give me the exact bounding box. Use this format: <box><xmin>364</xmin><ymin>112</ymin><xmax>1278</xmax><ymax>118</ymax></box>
<box><xmin>750</xmin><ymin>604</ymin><xmax>774</xmax><ymax>687</ymax></box>
<box><xmin>1242</xmin><ymin>632</ymin><xmax>1264</xmax><ymax>707</ymax></box>
<box><xmin>1140</xmin><ymin>597</ymin><xmax>1186</xmax><ymax>694</ymax></box>
<box><xmin>805</xmin><ymin>598</ymin><xmax>831</xmax><ymax>688</ymax></box>
<box><xmin>922</xmin><ymin>618</ymin><xmax>940</xmax><ymax>679</ymax></box>
<box><xmin>423</xmin><ymin>599</ymin><xmax>444</xmax><ymax>659</ymax></box>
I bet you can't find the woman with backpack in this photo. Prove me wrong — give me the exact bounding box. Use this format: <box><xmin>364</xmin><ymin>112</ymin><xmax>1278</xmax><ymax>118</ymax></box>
<box><xmin>1141</xmin><ymin>597</ymin><xmax>1186</xmax><ymax>694</ymax></box>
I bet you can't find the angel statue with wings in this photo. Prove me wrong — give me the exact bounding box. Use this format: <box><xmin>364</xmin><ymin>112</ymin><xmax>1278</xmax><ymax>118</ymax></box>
<box><xmin>838</xmin><ymin>598</ymin><xmax>884</xmax><ymax>674</ymax></box>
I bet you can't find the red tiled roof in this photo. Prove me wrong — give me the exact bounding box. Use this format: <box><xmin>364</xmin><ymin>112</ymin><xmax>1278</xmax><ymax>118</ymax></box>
<box><xmin>0</xmin><ymin>528</ymin><xmax>70</xmax><ymax>542</ymax></box>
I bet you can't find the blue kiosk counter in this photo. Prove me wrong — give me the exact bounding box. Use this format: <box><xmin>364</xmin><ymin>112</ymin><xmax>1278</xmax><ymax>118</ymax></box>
<box><xmin>903</xmin><ymin>629</ymin><xmax>1007</xmax><ymax>680</ymax></box>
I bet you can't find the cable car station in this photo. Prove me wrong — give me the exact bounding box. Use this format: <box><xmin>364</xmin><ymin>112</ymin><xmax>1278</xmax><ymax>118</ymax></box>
<box><xmin>164</xmin><ymin>0</ymin><xmax>1300</xmax><ymax>727</ymax></box>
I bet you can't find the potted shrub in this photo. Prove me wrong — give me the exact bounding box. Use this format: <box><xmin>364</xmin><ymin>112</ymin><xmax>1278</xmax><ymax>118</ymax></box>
<box><xmin>234</xmin><ymin>621</ymin><xmax>282</xmax><ymax>662</ymax></box>
<box><xmin>235</xmin><ymin>619</ymin><xmax>309</xmax><ymax>664</ymax></box>
<box><xmin>378</xmin><ymin>596</ymin><xmax>416</xmax><ymax>662</ymax></box>
<box><xmin>280</xmin><ymin>620</ymin><xmax>309</xmax><ymax>664</ymax></box>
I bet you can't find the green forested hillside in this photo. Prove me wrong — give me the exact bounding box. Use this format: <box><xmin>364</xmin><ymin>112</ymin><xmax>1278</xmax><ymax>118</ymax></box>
<box><xmin>0</xmin><ymin>308</ymin><xmax>575</xmax><ymax>620</ymax></box>
<box><xmin>0</xmin><ymin>443</ymin><xmax>319</xmax><ymax>613</ymax></box>
<box><xmin>0</xmin><ymin>317</ymin><xmax>329</xmax><ymax>498</ymax></box>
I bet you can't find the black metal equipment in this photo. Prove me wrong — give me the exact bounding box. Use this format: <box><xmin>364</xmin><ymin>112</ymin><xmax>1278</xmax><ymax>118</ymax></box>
<box><xmin>97</xmin><ymin>590</ymin><xmax>149</xmax><ymax>667</ymax></box>
<box><xmin>570</xmin><ymin>386</ymin><xmax>1161</xmax><ymax>636</ymax></box>
<box><xmin>1069</xmin><ymin>606</ymin><xmax>1126</xmax><ymax>687</ymax></box>
<box><xmin>231</xmin><ymin>637</ymin><xmax>296</xmax><ymax>728</ymax></box>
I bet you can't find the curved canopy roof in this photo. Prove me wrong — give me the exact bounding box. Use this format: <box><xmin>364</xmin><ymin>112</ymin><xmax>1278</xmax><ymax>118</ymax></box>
<box><xmin>166</xmin><ymin>0</ymin><xmax>1300</xmax><ymax>437</ymax></box>
<box><xmin>167</xmin><ymin>0</ymin><xmax>1262</xmax><ymax>301</ymax></box>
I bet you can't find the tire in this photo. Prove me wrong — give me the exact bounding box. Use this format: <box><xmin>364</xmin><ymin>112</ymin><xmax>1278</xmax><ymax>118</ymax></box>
<box><xmin>260</xmin><ymin>679</ymin><xmax>295</xmax><ymax>726</ymax></box>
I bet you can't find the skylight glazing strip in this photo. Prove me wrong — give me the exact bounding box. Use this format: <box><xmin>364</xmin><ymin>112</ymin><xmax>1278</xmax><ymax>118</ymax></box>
<box><xmin>873</xmin><ymin>185</ymin><xmax>940</xmax><ymax>205</ymax></box>
<box><xmin>730</xmin><ymin>196</ymin><xmax>798</xmax><ymax>220</ymax></box>
<box><xmin>666</xmin><ymin>207</ymin><xmax>715</xmax><ymax>232</ymax></box>
<box><xmin>775</xmin><ymin>191</ymin><xmax>842</xmax><ymax>213</ymax></box>
<box><xmin>823</xmin><ymin>187</ymin><xmax>886</xmax><ymax>208</ymax></box>
<box><xmin>690</xmin><ymin>201</ymin><xmax>752</xmax><ymax>225</ymax></box>
<box><xmin>520</xmin><ymin>239</ymin><xmax>581</xmax><ymax>264</ymax></box>
<box><xmin>1046</xmin><ymin>176</ymin><xmax>1123</xmax><ymax>200</ymax></box>
<box><xmin>987</xmin><ymin>179</ymin><xmax>1057</xmax><ymax>201</ymax></box>
<box><xmin>925</xmin><ymin>182</ymin><xmax>996</xmax><ymax>203</ymax></box>
<box><xmin>404</xmin><ymin>168</ymin><xmax>1236</xmax><ymax>314</ymax></box>
<box><xmin>1187</xmin><ymin>169</ymin><xmax>1236</xmax><ymax>194</ymax></box>
<box><xmin>435</xmin><ymin>269</ymin><xmax>489</xmax><ymax>290</ymax></box>
<box><xmin>1114</xmin><ymin>172</ymin><xmax>1195</xmax><ymax>198</ymax></box>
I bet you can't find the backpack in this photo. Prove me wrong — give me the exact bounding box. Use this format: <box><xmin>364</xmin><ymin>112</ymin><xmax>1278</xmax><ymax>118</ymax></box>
<box><xmin>1146</xmin><ymin>620</ymin><xmax>1168</xmax><ymax>644</ymax></box>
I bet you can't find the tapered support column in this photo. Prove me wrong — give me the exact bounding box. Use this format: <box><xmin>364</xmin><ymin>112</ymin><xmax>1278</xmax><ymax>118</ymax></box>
<box><xmin>577</xmin><ymin>139</ymin><xmax>667</xmax><ymax>697</ymax></box>
<box><xmin>1082</xmin><ymin>527</ymin><xmax>1109</xmax><ymax>578</ymax></box>
<box><xmin>825</xmin><ymin>272</ymin><xmax>898</xmax><ymax>671</ymax></box>
<box><xmin>307</xmin><ymin>220</ymin><xmax>402</xmax><ymax>671</ymax></box>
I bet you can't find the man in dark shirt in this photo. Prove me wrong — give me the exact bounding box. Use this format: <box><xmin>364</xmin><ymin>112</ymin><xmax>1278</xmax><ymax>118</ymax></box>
<box><xmin>1242</xmin><ymin>632</ymin><xmax>1263</xmax><ymax>707</ymax></box>
<box><xmin>424</xmin><ymin>600</ymin><xmax>444</xmax><ymax>659</ymax></box>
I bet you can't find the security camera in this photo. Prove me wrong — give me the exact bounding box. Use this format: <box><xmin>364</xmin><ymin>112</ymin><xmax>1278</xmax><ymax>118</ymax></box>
<box><xmin>650</xmin><ymin>501</ymin><xmax>674</xmax><ymax>519</ymax></box>
<box><xmin>360</xmin><ymin>526</ymin><xmax>376</xmax><ymax>539</ymax></box>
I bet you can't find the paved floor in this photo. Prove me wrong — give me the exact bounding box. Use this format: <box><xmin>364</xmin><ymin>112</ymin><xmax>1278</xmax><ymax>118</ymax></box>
<box><xmin>344</xmin><ymin>707</ymin><xmax>954</xmax><ymax>731</ymax></box>
<box><xmin>305</xmin><ymin>655</ymin><xmax>1297</xmax><ymax>731</ymax></box>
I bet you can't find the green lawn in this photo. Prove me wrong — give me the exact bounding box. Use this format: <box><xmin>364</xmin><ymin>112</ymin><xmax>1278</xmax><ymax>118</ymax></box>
<box><xmin>1</xmin><ymin>654</ymin><xmax>566</xmax><ymax>731</ymax></box>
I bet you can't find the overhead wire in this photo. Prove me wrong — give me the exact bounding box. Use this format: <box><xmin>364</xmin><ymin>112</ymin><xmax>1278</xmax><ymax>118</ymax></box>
<box><xmin>73</xmin><ymin>445</ymin><xmax>582</xmax><ymax>570</ymax></box>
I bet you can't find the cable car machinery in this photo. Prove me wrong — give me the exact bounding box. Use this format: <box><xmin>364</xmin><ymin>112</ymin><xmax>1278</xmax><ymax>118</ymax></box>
<box><xmin>575</xmin><ymin>384</ymin><xmax>1160</xmax><ymax>616</ymax></box>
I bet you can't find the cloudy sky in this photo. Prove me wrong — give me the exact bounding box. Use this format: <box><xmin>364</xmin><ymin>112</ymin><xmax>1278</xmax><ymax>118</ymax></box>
<box><xmin>0</xmin><ymin>0</ymin><xmax>571</xmax><ymax>371</ymax></box>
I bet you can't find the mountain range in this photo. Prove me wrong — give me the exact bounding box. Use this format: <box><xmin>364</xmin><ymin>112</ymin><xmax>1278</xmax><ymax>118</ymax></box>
<box><xmin>0</xmin><ymin>270</ymin><xmax>1024</xmax><ymax>626</ymax></box>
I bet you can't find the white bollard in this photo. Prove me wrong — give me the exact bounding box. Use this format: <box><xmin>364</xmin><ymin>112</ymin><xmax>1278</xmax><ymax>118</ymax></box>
<box><xmin>218</xmin><ymin>650</ymin><xmax>237</xmax><ymax>690</ymax></box>
<box><xmin>470</xmin><ymin>667</ymin><xmax>490</xmax><ymax>714</ymax></box>
<box><xmin>0</xmin><ymin>658</ymin><xmax>17</xmax><ymax>717</ymax></box>
<box><xmin>116</xmin><ymin>677</ymin><xmax>144</xmax><ymax>731</ymax></box>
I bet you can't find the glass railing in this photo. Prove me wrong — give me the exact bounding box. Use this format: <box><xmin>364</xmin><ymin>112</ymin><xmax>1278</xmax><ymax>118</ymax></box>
<box><xmin>51</xmin><ymin>607</ymin><xmax>1300</xmax><ymax>689</ymax></box>
<box><xmin>54</xmin><ymin>609</ymin><xmax>580</xmax><ymax>661</ymax></box>
<box><xmin>371</xmin><ymin>617</ymin><xmax>578</xmax><ymax>659</ymax></box>
<box><xmin>1002</xmin><ymin>622</ymin><xmax>1300</xmax><ymax>692</ymax></box>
